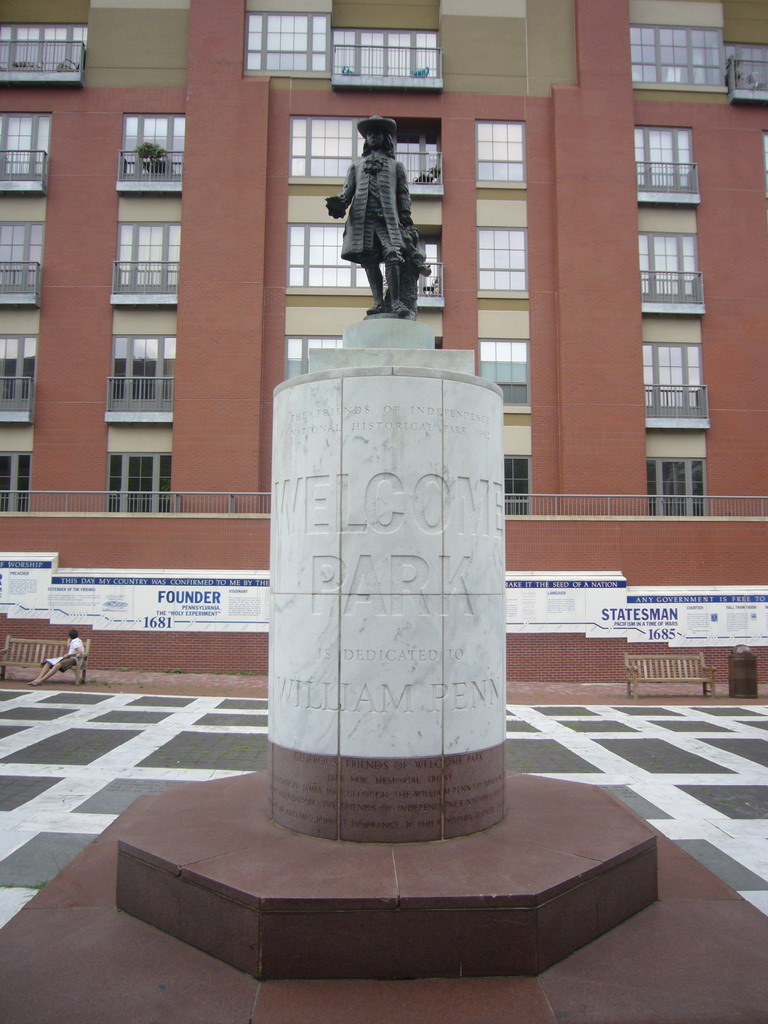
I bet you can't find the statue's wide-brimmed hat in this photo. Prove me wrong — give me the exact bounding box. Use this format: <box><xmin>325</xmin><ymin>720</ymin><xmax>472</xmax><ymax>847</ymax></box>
<box><xmin>357</xmin><ymin>115</ymin><xmax>397</xmax><ymax>138</ymax></box>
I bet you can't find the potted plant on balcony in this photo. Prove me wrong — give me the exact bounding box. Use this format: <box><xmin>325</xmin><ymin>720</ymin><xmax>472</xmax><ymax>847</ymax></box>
<box><xmin>134</xmin><ymin>141</ymin><xmax>167</xmax><ymax>175</ymax></box>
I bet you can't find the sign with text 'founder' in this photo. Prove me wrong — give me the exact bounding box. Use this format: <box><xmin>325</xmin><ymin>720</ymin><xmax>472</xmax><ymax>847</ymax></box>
<box><xmin>48</xmin><ymin>571</ymin><xmax>269</xmax><ymax>631</ymax></box>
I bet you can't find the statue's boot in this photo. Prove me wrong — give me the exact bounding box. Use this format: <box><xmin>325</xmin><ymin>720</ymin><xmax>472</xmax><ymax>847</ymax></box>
<box><xmin>385</xmin><ymin>263</ymin><xmax>410</xmax><ymax>318</ymax></box>
<box><xmin>365</xmin><ymin>266</ymin><xmax>385</xmax><ymax>314</ymax></box>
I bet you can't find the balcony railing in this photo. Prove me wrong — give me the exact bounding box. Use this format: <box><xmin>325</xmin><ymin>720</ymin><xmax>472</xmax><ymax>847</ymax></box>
<box><xmin>117</xmin><ymin>150</ymin><xmax>184</xmax><ymax>193</ymax></box>
<box><xmin>2</xmin><ymin>491</ymin><xmax>768</xmax><ymax>519</ymax></box>
<box><xmin>0</xmin><ymin>262</ymin><xmax>41</xmax><ymax>305</ymax></box>
<box><xmin>106</xmin><ymin>376</ymin><xmax>174</xmax><ymax>421</ymax></box>
<box><xmin>502</xmin><ymin>494</ymin><xmax>768</xmax><ymax>518</ymax></box>
<box><xmin>0</xmin><ymin>376</ymin><xmax>34</xmax><ymax>421</ymax></box>
<box><xmin>399</xmin><ymin>151</ymin><xmax>442</xmax><ymax>194</ymax></box>
<box><xmin>0</xmin><ymin>40</ymin><xmax>85</xmax><ymax>85</ymax></box>
<box><xmin>645</xmin><ymin>384</ymin><xmax>708</xmax><ymax>423</ymax></box>
<box><xmin>636</xmin><ymin>161</ymin><xmax>699</xmax><ymax>203</ymax></box>
<box><xmin>111</xmin><ymin>261</ymin><xmax>178</xmax><ymax>304</ymax></box>
<box><xmin>332</xmin><ymin>45</ymin><xmax>442</xmax><ymax>89</ymax></box>
<box><xmin>726</xmin><ymin>56</ymin><xmax>768</xmax><ymax>103</ymax></box>
<box><xmin>640</xmin><ymin>270</ymin><xmax>704</xmax><ymax>312</ymax></box>
<box><xmin>0</xmin><ymin>150</ymin><xmax>48</xmax><ymax>193</ymax></box>
<box><xmin>0</xmin><ymin>491</ymin><xmax>271</xmax><ymax>514</ymax></box>
<box><xmin>417</xmin><ymin>261</ymin><xmax>443</xmax><ymax>305</ymax></box>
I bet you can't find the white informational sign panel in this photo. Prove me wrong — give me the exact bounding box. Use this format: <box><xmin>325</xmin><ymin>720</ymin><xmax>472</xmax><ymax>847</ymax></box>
<box><xmin>633</xmin><ymin>588</ymin><xmax>768</xmax><ymax>647</ymax></box>
<box><xmin>48</xmin><ymin>571</ymin><xmax>270</xmax><ymax>631</ymax></box>
<box><xmin>0</xmin><ymin>553</ymin><xmax>58</xmax><ymax>619</ymax></box>
<box><xmin>506</xmin><ymin>573</ymin><xmax>627</xmax><ymax>634</ymax></box>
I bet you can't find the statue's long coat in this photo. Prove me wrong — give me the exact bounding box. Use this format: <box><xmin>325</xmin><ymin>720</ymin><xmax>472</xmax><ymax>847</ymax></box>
<box><xmin>335</xmin><ymin>155</ymin><xmax>411</xmax><ymax>265</ymax></box>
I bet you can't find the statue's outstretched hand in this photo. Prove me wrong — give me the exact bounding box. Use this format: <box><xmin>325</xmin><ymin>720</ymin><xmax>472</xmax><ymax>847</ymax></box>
<box><xmin>326</xmin><ymin>196</ymin><xmax>346</xmax><ymax>219</ymax></box>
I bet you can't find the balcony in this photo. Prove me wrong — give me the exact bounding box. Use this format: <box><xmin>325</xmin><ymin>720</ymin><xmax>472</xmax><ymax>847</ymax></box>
<box><xmin>0</xmin><ymin>377</ymin><xmax>34</xmax><ymax>422</ymax></box>
<box><xmin>641</xmin><ymin>270</ymin><xmax>704</xmax><ymax>314</ymax></box>
<box><xmin>417</xmin><ymin>261</ymin><xmax>444</xmax><ymax>308</ymax></box>
<box><xmin>332</xmin><ymin>45</ymin><xmax>442</xmax><ymax>90</ymax></box>
<box><xmin>0</xmin><ymin>262</ymin><xmax>41</xmax><ymax>306</ymax></box>
<box><xmin>106</xmin><ymin>376</ymin><xmax>174</xmax><ymax>423</ymax></box>
<box><xmin>0</xmin><ymin>151</ymin><xmax>48</xmax><ymax>195</ymax></box>
<box><xmin>400</xmin><ymin>151</ymin><xmax>443</xmax><ymax>196</ymax></box>
<box><xmin>726</xmin><ymin>57</ymin><xmax>768</xmax><ymax>104</ymax></box>
<box><xmin>645</xmin><ymin>384</ymin><xmax>709</xmax><ymax>429</ymax></box>
<box><xmin>0</xmin><ymin>40</ymin><xmax>85</xmax><ymax>86</ymax></box>
<box><xmin>636</xmin><ymin>161</ymin><xmax>699</xmax><ymax>206</ymax></box>
<box><xmin>111</xmin><ymin>262</ymin><xmax>178</xmax><ymax>306</ymax></box>
<box><xmin>117</xmin><ymin>151</ymin><xmax>184</xmax><ymax>195</ymax></box>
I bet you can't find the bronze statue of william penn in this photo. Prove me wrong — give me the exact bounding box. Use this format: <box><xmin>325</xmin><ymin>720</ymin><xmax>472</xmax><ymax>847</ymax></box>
<box><xmin>326</xmin><ymin>115</ymin><xmax>429</xmax><ymax>320</ymax></box>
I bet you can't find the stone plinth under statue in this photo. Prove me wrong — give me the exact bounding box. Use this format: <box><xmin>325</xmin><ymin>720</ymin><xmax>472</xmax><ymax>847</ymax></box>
<box><xmin>268</xmin><ymin>320</ymin><xmax>506</xmax><ymax>841</ymax></box>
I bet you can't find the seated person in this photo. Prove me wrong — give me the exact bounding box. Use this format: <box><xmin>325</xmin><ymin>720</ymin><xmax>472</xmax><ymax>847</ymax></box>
<box><xmin>29</xmin><ymin>629</ymin><xmax>87</xmax><ymax>686</ymax></box>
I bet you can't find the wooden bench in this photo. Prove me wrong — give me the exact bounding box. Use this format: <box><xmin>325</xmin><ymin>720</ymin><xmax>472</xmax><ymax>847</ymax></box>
<box><xmin>0</xmin><ymin>635</ymin><xmax>91</xmax><ymax>685</ymax></box>
<box><xmin>624</xmin><ymin>651</ymin><xmax>715</xmax><ymax>699</ymax></box>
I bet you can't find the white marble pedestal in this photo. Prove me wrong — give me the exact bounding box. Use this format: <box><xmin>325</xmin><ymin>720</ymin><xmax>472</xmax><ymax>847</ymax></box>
<box><xmin>269</xmin><ymin>321</ymin><xmax>506</xmax><ymax>841</ymax></box>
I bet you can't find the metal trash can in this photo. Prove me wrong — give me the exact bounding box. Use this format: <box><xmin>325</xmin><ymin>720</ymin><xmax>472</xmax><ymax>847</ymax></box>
<box><xmin>728</xmin><ymin>645</ymin><xmax>758</xmax><ymax>698</ymax></box>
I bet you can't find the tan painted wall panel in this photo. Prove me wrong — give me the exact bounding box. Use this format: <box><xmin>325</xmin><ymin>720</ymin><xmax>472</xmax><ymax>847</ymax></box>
<box><xmin>629</xmin><ymin>1</ymin><xmax>724</xmax><ymax>28</ymax></box>
<box><xmin>2</xmin><ymin>0</ymin><xmax>88</xmax><ymax>21</ymax></box>
<box><xmin>646</xmin><ymin>431</ymin><xmax>707</xmax><ymax>457</ymax></box>
<box><xmin>0</xmin><ymin>198</ymin><xmax>46</xmax><ymax>221</ymax></box>
<box><xmin>332</xmin><ymin>0</ymin><xmax>438</xmax><ymax>30</ymax></box>
<box><xmin>526</xmin><ymin>0</ymin><xmax>576</xmax><ymax>97</ymax></box>
<box><xmin>117</xmin><ymin>198</ymin><xmax>182</xmax><ymax>221</ymax></box>
<box><xmin>638</xmin><ymin>207</ymin><xmax>698</xmax><ymax>231</ymax></box>
<box><xmin>478</xmin><ymin>310</ymin><xmax>530</xmax><ymax>338</ymax></box>
<box><xmin>477</xmin><ymin>199</ymin><xmax>527</xmax><ymax>227</ymax></box>
<box><xmin>112</xmin><ymin>310</ymin><xmax>178</xmax><ymax>334</ymax></box>
<box><xmin>504</xmin><ymin>424</ymin><xmax>532</xmax><ymax>455</ymax></box>
<box><xmin>441</xmin><ymin>15</ymin><xmax>527</xmax><ymax>94</ymax></box>
<box><xmin>108</xmin><ymin>425</ymin><xmax>173</xmax><ymax>453</ymax></box>
<box><xmin>642</xmin><ymin>318</ymin><xmax>702</xmax><ymax>342</ymax></box>
<box><xmin>85</xmin><ymin>8</ymin><xmax>188</xmax><ymax>88</ymax></box>
<box><xmin>0</xmin><ymin>426</ymin><xmax>33</xmax><ymax>450</ymax></box>
<box><xmin>724</xmin><ymin>0</ymin><xmax>768</xmax><ymax>44</ymax></box>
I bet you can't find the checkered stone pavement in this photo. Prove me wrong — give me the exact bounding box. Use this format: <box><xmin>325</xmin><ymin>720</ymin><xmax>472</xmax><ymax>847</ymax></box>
<box><xmin>1</xmin><ymin>690</ymin><xmax>768</xmax><ymax>928</ymax></box>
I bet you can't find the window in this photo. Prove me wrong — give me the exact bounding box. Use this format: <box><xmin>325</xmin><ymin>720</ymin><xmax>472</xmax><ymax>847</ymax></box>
<box><xmin>635</xmin><ymin>126</ymin><xmax>696</xmax><ymax>192</ymax></box>
<box><xmin>0</xmin><ymin>223</ymin><xmax>43</xmax><ymax>295</ymax></box>
<box><xmin>504</xmin><ymin>456</ymin><xmax>530</xmax><ymax>514</ymax></box>
<box><xmin>110</xmin><ymin>336</ymin><xmax>176</xmax><ymax>411</ymax></box>
<box><xmin>0</xmin><ymin>222</ymin><xmax>43</xmax><ymax>262</ymax></box>
<box><xmin>288</xmin><ymin>225</ymin><xmax>367</xmax><ymax>288</ymax></box>
<box><xmin>290</xmin><ymin>118</ymin><xmax>360</xmax><ymax>177</ymax></box>
<box><xmin>647</xmin><ymin>458</ymin><xmax>705</xmax><ymax>516</ymax></box>
<box><xmin>333</xmin><ymin>29</ymin><xmax>439</xmax><ymax>78</ymax></box>
<box><xmin>479</xmin><ymin>341</ymin><xmax>528</xmax><ymax>404</ymax></box>
<box><xmin>478</xmin><ymin>229</ymin><xmax>527</xmax><ymax>291</ymax></box>
<box><xmin>476</xmin><ymin>122</ymin><xmax>524</xmax><ymax>182</ymax></box>
<box><xmin>124</xmin><ymin>115</ymin><xmax>185</xmax><ymax>154</ymax></box>
<box><xmin>114</xmin><ymin>223</ymin><xmax>180</xmax><ymax>294</ymax></box>
<box><xmin>0</xmin><ymin>452</ymin><xmax>30</xmax><ymax>511</ymax></box>
<box><xmin>397</xmin><ymin>127</ymin><xmax>441</xmax><ymax>186</ymax></box>
<box><xmin>644</xmin><ymin>343</ymin><xmax>706</xmax><ymax>417</ymax></box>
<box><xmin>726</xmin><ymin>42</ymin><xmax>768</xmax><ymax>88</ymax></box>
<box><xmin>630</xmin><ymin>25</ymin><xmax>722</xmax><ymax>85</ymax></box>
<box><xmin>0</xmin><ymin>335</ymin><xmax>35</xmax><ymax>411</ymax></box>
<box><xmin>246</xmin><ymin>13</ymin><xmax>329</xmax><ymax>72</ymax></box>
<box><xmin>108</xmin><ymin>454</ymin><xmax>172</xmax><ymax>513</ymax></box>
<box><xmin>639</xmin><ymin>233</ymin><xmax>700</xmax><ymax>303</ymax></box>
<box><xmin>0</xmin><ymin>114</ymin><xmax>49</xmax><ymax>179</ymax></box>
<box><xmin>286</xmin><ymin>337</ymin><xmax>343</xmax><ymax>378</ymax></box>
<box><xmin>764</xmin><ymin>133</ymin><xmax>768</xmax><ymax>190</ymax></box>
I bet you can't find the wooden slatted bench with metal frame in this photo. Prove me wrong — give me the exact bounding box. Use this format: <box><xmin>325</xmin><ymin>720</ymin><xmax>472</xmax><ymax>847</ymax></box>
<box><xmin>0</xmin><ymin>635</ymin><xmax>91</xmax><ymax>685</ymax></box>
<box><xmin>624</xmin><ymin>651</ymin><xmax>715</xmax><ymax>699</ymax></box>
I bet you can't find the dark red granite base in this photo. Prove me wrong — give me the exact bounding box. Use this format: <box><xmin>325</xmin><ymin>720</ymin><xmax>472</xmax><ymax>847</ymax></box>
<box><xmin>270</xmin><ymin>742</ymin><xmax>506</xmax><ymax>841</ymax></box>
<box><xmin>115</xmin><ymin>771</ymin><xmax>657</xmax><ymax>979</ymax></box>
